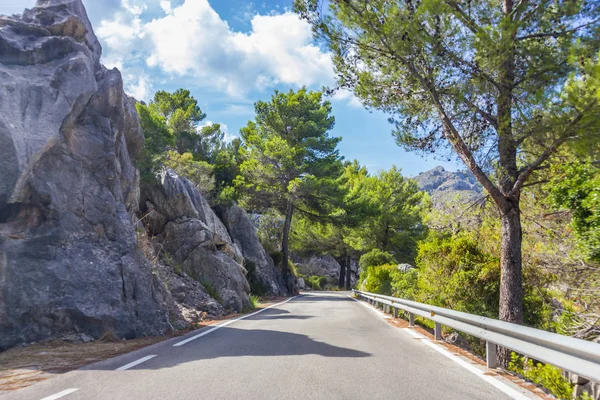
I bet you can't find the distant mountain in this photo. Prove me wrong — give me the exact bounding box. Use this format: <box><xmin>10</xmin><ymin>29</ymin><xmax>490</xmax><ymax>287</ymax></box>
<box><xmin>414</xmin><ymin>166</ymin><xmax>482</xmax><ymax>205</ymax></box>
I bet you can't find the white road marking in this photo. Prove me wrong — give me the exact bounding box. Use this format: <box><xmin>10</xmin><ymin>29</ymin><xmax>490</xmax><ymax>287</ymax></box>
<box><xmin>40</xmin><ymin>388</ymin><xmax>79</xmax><ymax>400</ymax></box>
<box><xmin>115</xmin><ymin>355</ymin><xmax>157</xmax><ymax>371</ymax></box>
<box><xmin>349</xmin><ymin>295</ymin><xmax>539</xmax><ymax>400</ymax></box>
<box><xmin>173</xmin><ymin>295</ymin><xmax>301</xmax><ymax>347</ymax></box>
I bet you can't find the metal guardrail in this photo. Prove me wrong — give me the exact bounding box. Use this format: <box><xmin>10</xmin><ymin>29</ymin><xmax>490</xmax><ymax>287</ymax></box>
<box><xmin>353</xmin><ymin>289</ymin><xmax>600</xmax><ymax>382</ymax></box>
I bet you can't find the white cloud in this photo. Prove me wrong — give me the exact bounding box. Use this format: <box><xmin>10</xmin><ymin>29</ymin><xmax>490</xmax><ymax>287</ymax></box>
<box><xmin>121</xmin><ymin>0</ymin><xmax>146</xmax><ymax>16</ymax></box>
<box><xmin>96</xmin><ymin>0</ymin><xmax>359</xmax><ymax>108</ymax></box>
<box><xmin>100</xmin><ymin>0</ymin><xmax>335</xmax><ymax>96</ymax></box>
<box><xmin>159</xmin><ymin>0</ymin><xmax>172</xmax><ymax>15</ymax></box>
<box><xmin>122</xmin><ymin>71</ymin><xmax>152</xmax><ymax>101</ymax></box>
<box><xmin>332</xmin><ymin>89</ymin><xmax>363</xmax><ymax>108</ymax></box>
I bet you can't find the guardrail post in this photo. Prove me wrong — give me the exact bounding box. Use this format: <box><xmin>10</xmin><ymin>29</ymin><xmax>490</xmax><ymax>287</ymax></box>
<box><xmin>393</xmin><ymin>307</ymin><xmax>397</xmax><ymax>318</ymax></box>
<box><xmin>486</xmin><ymin>342</ymin><xmax>497</xmax><ymax>369</ymax></box>
<box><xmin>434</xmin><ymin>323</ymin><xmax>442</xmax><ymax>340</ymax></box>
<box><xmin>409</xmin><ymin>313</ymin><xmax>415</xmax><ymax>327</ymax></box>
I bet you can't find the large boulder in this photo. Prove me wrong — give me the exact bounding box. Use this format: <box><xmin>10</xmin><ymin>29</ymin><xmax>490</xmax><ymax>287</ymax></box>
<box><xmin>141</xmin><ymin>170</ymin><xmax>251</xmax><ymax>312</ymax></box>
<box><xmin>295</xmin><ymin>255</ymin><xmax>341</xmax><ymax>284</ymax></box>
<box><xmin>0</xmin><ymin>0</ymin><xmax>171</xmax><ymax>349</ymax></box>
<box><xmin>223</xmin><ymin>205</ymin><xmax>287</xmax><ymax>296</ymax></box>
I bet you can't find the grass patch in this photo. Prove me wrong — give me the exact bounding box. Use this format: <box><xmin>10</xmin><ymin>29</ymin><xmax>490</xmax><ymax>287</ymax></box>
<box><xmin>250</xmin><ymin>294</ymin><xmax>260</xmax><ymax>310</ymax></box>
<box><xmin>201</xmin><ymin>281</ymin><xmax>222</xmax><ymax>304</ymax></box>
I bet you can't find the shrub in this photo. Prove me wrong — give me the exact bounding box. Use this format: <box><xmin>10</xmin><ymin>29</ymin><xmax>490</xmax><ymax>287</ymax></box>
<box><xmin>391</xmin><ymin>268</ymin><xmax>419</xmax><ymax>300</ymax></box>
<box><xmin>163</xmin><ymin>151</ymin><xmax>215</xmax><ymax>198</ymax></box>
<box><xmin>249</xmin><ymin>294</ymin><xmax>260</xmax><ymax>310</ymax></box>
<box><xmin>359</xmin><ymin>248</ymin><xmax>395</xmax><ymax>270</ymax></box>
<box><xmin>416</xmin><ymin>232</ymin><xmax>500</xmax><ymax>318</ymax></box>
<box><xmin>363</xmin><ymin>264</ymin><xmax>396</xmax><ymax>295</ymax></box>
<box><xmin>306</xmin><ymin>275</ymin><xmax>327</xmax><ymax>290</ymax></box>
<box><xmin>509</xmin><ymin>353</ymin><xmax>573</xmax><ymax>399</ymax></box>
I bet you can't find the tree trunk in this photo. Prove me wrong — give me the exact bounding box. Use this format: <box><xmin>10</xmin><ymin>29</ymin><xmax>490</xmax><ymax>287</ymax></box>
<box><xmin>497</xmin><ymin>202</ymin><xmax>524</xmax><ymax>366</ymax></box>
<box><xmin>496</xmin><ymin>0</ymin><xmax>522</xmax><ymax>368</ymax></box>
<box><xmin>345</xmin><ymin>253</ymin><xmax>352</xmax><ymax>290</ymax></box>
<box><xmin>281</xmin><ymin>201</ymin><xmax>297</xmax><ymax>294</ymax></box>
<box><xmin>338</xmin><ymin>248</ymin><xmax>346</xmax><ymax>288</ymax></box>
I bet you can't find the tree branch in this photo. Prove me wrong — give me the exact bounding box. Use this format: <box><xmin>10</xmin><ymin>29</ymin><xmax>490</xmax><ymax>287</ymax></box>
<box><xmin>516</xmin><ymin>18</ymin><xmax>600</xmax><ymax>41</ymax></box>
<box><xmin>510</xmin><ymin>109</ymin><xmax>590</xmax><ymax>196</ymax></box>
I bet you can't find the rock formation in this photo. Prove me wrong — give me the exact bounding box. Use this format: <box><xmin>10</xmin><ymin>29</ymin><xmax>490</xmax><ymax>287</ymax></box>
<box><xmin>295</xmin><ymin>255</ymin><xmax>358</xmax><ymax>287</ymax></box>
<box><xmin>0</xmin><ymin>0</ymin><xmax>171</xmax><ymax>349</ymax></box>
<box><xmin>222</xmin><ymin>205</ymin><xmax>287</xmax><ymax>296</ymax></box>
<box><xmin>140</xmin><ymin>169</ymin><xmax>251</xmax><ymax>312</ymax></box>
<box><xmin>414</xmin><ymin>166</ymin><xmax>482</xmax><ymax>206</ymax></box>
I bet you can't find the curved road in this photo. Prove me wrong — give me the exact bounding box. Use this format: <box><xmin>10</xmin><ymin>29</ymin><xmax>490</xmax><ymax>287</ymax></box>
<box><xmin>0</xmin><ymin>292</ymin><xmax>539</xmax><ymax>400</ymax></box>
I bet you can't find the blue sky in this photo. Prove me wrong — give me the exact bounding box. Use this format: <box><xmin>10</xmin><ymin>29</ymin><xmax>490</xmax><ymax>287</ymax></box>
<box><xmin>1</xmin><ymin>0</ymin><xmax>462</xmax><ymax>176</ymax></box>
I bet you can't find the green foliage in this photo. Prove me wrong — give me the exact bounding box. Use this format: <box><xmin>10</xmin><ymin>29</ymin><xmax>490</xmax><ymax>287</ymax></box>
<box><xmin>390</xmin><ymin>268</ymin><xmax>419</xmax><ymax>301</ymax></box>
<box><xmin>415</xmin><ymin>232</ymin><xmax>500</xmax><ymax>318</ymax></box>
<box><xmin>362</xmin><ymin>264</ymin><xmax>396</xmax><ymax>294</ymax></box>
<box><xmin>244</xmin><ymin>259</ymin><xmax>269</xmax><ymax>297</ymax></box>
<box><xmin>359</xmin><ymin>249</ymin><xmax>395</xmax><ymax>270</ymax></box>
<box><xmin>249</xmin><ymin>294</ymin><xmax>260</xmax><ymax>310</ymax></box>
<box><xmin>236</xmin><ymin>87</ymin><xmax>342</xmax><ymax>215</ymax></box>
<box><xmin>163</xmin><ymin>151</ymin><xmax>215</xmax><ymax>197</ymax></box>
<box><xmin>236</xmin><ymin>87</ymin><xmax>343</xmax><ymax>287</ymax></box>
<box><xmin>288</xmin><ymin>261</ymin><xmax>298</xmax><ymax>278</ymax></box>
<box><xmin>548</xmin><ymin>159</ymin><xmax>600</xmax><ymax>262</ymax></box>
<box><xmin>305</xmin><ymin>275</ymin><xmax>328</xmax><ymax>290</ymax></box>
<box><xmin>509</xmin><ymin>354</ymin><xmax>573</xmax><ymax>399</ymax></box>
<box><xmin>346</xmin><ymin>167</ymin><xmax>428</xmax><ymax>262</ymax></box>
<box><xmin>257</xmin><ymin>210</ymin><xmax>284</xmax><ymax>254</ymax></box>
<box><xmin>136</xmin><ymin>89</ymin><xmax>234</xmax><ymax>200</ymax></box>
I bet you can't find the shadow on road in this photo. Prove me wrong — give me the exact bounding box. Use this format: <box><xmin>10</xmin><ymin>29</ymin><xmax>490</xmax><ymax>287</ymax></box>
<box><xmin>249</xmin><ymin>309</ymin><xmax>313</xmax><ymax>320</ymax></box>
<box><xmin>87</xmin><ymin>326</ymin><xmax>371</xmax><ymax>371</ymax></box>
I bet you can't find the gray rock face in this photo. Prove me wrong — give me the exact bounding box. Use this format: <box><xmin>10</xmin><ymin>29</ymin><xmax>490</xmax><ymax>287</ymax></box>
<box><xmin>223</xmin><ymin>205</ymin><xmax>287</xmax><ymax>296</ymax></box>
<box><xmin>414</xmin><ymin>166</ymin><xmax>482</xmax><ymax>206</ymax></box>
<box><xmin>141</xmin><ymin>170</ymin><xmax>250</xmax><ymax>312</ymax></box>
<box><xmin>0</xmin><ymin>0</ymin><xmax>171</xmax><ymax>349</ymax></box>
<box><xmin>294</xmin><ymin>255</ymin><xmax>359</xmax><ymax>288</ymax></box>
<box><xmin>397</xmin><ymin>263</ymin><xmax>415</xmax><ymax>273</ymax></box>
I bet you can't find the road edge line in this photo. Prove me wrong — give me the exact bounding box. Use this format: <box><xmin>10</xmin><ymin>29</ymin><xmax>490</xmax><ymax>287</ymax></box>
<box><xmin>347</xmin><ymin>295</ymin><xmax>538</xmax><ymax>400</ymax></box>
<box><xmin>115</xmin><ymin>354</ymin><xmax>157</xmax><ymax>371</ymax></box>
<box><xmin>40</xmin><ymin>388</ymin><xmax>79</xmax><ymax>400</ymax></box>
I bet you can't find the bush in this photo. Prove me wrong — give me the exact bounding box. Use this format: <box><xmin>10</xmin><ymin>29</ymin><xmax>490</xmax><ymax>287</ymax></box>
<box><xmin>415</xmin><ymin>232</ymin><xmax>500</xmax><ymax>318</ymax></box>
<box><xmin>391</xmin><ymin>268</ymin><xmax>419</xmax><ymax>300</ymax></box>
<box><xmin>509</xmin><ymin>354</ymin><xmax>573</xmax><ymax>399</ymax></box>
<box><xmin>164</xmin><ymin>151</ymin><xmax>215</xmax><ymax>198</ymax></box>
<box><xmin>306</xmin><ymin>275</ymin><xmax>327</xmax><ymax>290</ymax></box>
<box><xmin>249</xmin><ymin>294</ymin><xmax>260</xmax><ymax>310</ymax></box>
<box><xmin>359</xmin><ymin>248</ymin><xmax>395</xmax><ymax>270</ymax></box>
<box><xmin>362</xmin><ymin>264</ymin><xmax>396</xmax><ymax>294</ymax></box>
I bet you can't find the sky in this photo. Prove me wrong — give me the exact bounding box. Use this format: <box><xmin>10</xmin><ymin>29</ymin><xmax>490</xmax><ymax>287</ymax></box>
<box><xmin>0</xmin><ymin>0</ymin><xmax>462</xmax><ymax>177</ymax></box>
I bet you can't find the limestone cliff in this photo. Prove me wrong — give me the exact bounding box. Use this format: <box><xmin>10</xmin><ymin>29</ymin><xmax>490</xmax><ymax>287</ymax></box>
<box><xmin>0</xmin><ymin>0</ymin><xmax>171</xmax><ymax>349</ymax></box>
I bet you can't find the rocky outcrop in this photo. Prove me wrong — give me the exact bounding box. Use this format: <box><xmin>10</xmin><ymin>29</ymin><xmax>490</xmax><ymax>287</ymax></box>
<box><xmin>222</xmin><ymin>205</ymin><xmax>287</xmax><ymax>296</ymax></box>
<box><xmin>295</xmin><ymin>255</ymin><xmax>359</xmax><ymax>288</ymax></box>
<box><xmin>414</xmin><ymin>166</ymin><xmax>482</xmax><ymax>206</ymax></box>
<box><xmin>140</xmin><ymin>169</ymin><xmax>251</xmax><ymax>312</ymax></box>
<box><xmin>0</xmin><ymin>0</ymin><xmax>171</xmax><ymax>349</ymax></box>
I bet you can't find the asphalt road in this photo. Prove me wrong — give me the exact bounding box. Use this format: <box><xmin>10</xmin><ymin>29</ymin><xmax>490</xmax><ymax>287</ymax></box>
<box><xmin>0</xmin><ymin>292</ymin><xmax>538</xmax><ymax>400</ymax></box>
